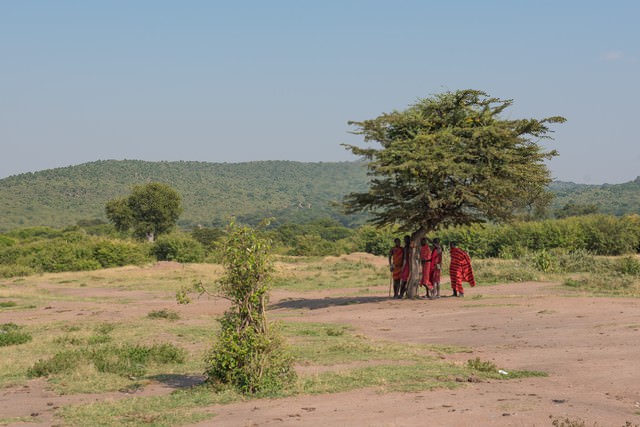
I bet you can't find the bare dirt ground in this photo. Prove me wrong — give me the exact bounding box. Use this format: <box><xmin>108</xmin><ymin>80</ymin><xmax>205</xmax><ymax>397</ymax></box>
<box><xmin>2</xmin><ymin>262</ymin><xmax>640</xmax><ymax>426</ymax></box>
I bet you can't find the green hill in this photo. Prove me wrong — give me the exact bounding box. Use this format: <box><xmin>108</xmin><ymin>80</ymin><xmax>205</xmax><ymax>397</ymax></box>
<box><xmin>0</xmin><ymin>160</ymin><xmax>370</xmax><ymax>231</ymax></box>
<box><xmin>549</xmin><ymin>177</ymin><xmax>640</xmax><ymax>216</ymax></box>
<box><xmin>1</xmin><ymin>160</ymin><xmax>638</xmax><ymax>232</ymax></box>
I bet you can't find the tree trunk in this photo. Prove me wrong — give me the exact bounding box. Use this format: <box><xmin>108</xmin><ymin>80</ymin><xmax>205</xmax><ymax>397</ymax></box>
<box><xmin>406</xmin><ymin>227</ymin><xmax>426</xmax><ymax>299</ymax></box>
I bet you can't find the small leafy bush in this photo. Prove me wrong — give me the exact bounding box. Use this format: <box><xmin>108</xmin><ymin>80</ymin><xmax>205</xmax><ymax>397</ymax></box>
<box><xmin>151</xmin><ymin>235</ymin><xmax>205</xmax><ymax>263</ymax></box>
<box><xmin>466</xmin><ymin>357</ymin><xmax>497</xmax><ymax>372</ymax></box>
<box><xmin>0</xmin><ymin>323</ymin><xmax>32</xmax><ymax>347</ymax></box>
<box><xmin>147</xmin><ymin>309</ymin><xmax>180</xmax><ymax>321</ymax></box>
<box><xmin>615</xmin><ymin>256</ymin><xmax>640</xmax><ymax>276</ymax></box>
<box><xmin>0</xmin><ymin>264</ymin><xmax>35</xmax><ymax>278</ymax></box>
<box><xmin>92</xmin><ymin>239</ymin><xmax>150</xmax><ymax>268</ymax></box>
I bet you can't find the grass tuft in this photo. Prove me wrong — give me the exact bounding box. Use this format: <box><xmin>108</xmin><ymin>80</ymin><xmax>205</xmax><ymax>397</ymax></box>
<box><xmin>147</xmin><ymin>309</ymin><xmax>181</xmax><ymax>321</ymax></box>
<box><xmin>0</xmin><ymin>323</ymin><xmax>32</xmax><ymax>347</ymax></box>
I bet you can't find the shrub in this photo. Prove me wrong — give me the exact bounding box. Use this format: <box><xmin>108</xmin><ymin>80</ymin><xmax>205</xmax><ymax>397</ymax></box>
<box><xmin>0</xmin><ymin>323</ymin><xmax>32</xmax><ymax>347</ymax></box>
<box><xmin>22</xmin><ymin>238</ymin><xmax>101</xmax><ymax>273</ymax></box>
<box><xmin>151</xmin><ymin>235</ymin><xmax>205</xmax><ymax>263</ymax></box>
<box><xmin>202</xmin><ymin>222</ymin><xmax>296</xmax><ymax>394</ymax></box>
<box><xmin>147</xmin><ymin>309</ymin><xmax>180</xmax><ymax>321</ymax></box>
<box><xmin>466</xmin><ymin>357</ymin><xmax>497</xmax><ymax>372</ymax></box>
<box><xmin>0</xmin><ymin>264</ymin><xmax>35</xmax><ymax>278</ymax></box>
<box><xmin>288</xmin><ymin>234</ymin><xmax>338</xmax><ymax>256</ymax></box>
<box><xmin>92</xmin><ymin>239</ymin><xmax>150</xmax><ymax>268</ymax></box>
<box><xmin>350</xmin><ymin>225</ymin><xmax>398</xmax><ymax>256</ymax></box>
<box><xmin>615</xmin><ymin>256</ymin><xmax>640</xmax><ymax>276</ymax></box>
<box><xmin>0</xmin><ymin>235</ymin><xmax>15</xmax><ymax>248</ymax></box>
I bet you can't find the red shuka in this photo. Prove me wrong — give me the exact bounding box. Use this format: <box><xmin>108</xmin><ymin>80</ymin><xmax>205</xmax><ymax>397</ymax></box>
<box><xmin>429</xmin><ymin>246</ymin><xmax>442</xmax><ymax>284</ymax></box>
<box><xmin>390</xmin><ymin>246</ymin><xmax>403</xmax><ymax>280</ymax></box>
<box><xmin>449</xmin><ymin>247</ymin><xmax>475</xmax><ymax>293</ymax></box>
<box><xmin>420</xmin><ymin>244</ymin><xmax>432</xmax><ymax>288</ymax></box>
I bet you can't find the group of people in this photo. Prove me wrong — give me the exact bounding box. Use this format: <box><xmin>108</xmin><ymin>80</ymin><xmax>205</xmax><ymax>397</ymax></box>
<box><xmin>388</xmin><ymin>235</ymin><xmax>475</xmax><ymax>299</ymax></box>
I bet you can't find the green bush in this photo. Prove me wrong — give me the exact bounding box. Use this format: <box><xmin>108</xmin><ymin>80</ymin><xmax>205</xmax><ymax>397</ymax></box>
<box><xmin>203</xmin><ymin>222</ymin><xmax>296</xmax><ymax>395</ymax></box>
<box><xmin>92</xmin><ymin>239</ymin><xmax>150</xmax><ymax>268</ymax></box>
<box><xmin>466</xmin><ymin>357</ymin><xmax>497</xmax><ymax>372</ymax></box>
<box><xmin>0</xmin><ymin>264</ymin><xmax>35</xmax><ymax>278</ymax></box>
<box><xmin>5</xmin><ymin>226</ymin><xmax>63</xmax><ymax>242</ymax></box>
<box><xmin>288</xmin><ymin>234</ymin><xmax>338</xmax><ymax>256</ymax></box>
<box><xmin>615</xmin><ymin>256</ymin><xmax>640</xmax><ymax>276</ymax></box>
<box><xmin>350</xmin><ymin>225</ymin><xmax>398</xmax><ymax>256</ymax></box>
<box><xmin>24</xmin><ymin>238</ymin><xmax>101</xmax><ymax>272</ymax></box>
<box><xmin>191</xmin><ymin>226</ymin><xmax>225</xmax><ymax>248</ymax></box>
<box><xmin>0</xmin><ymin>323</ymin><xmax>32</xmax><ymax>347</ymax></box>
<box><xmin>151</xmin><ymin>235</ymin><xmax>205</xmax><ymax>263</ymax></box>
<box><xmin>205</xmin><ymin>314</ymin><xmax>295</xmax><ymax>395</ymax></box>
<box><xmin>0</xmin><ymin>235</ymin><xmax>15</xmax><ymax>248</ymax></box>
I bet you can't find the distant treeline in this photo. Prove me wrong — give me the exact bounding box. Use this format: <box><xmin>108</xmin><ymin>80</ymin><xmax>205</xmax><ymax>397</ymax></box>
<box><xmin>1</xmin><ymin>160</ymin><xmax>640</xmax><ymax>232</ymax></box>
<box><xmin>1</xmin><ymin>215</ymin><xmax>639</xmax><ymax>278</ymax></box>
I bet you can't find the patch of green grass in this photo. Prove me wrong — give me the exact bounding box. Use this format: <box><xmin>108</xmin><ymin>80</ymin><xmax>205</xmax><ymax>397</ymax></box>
<box><xmin>0</xmin><ymin>416</ymin><xmax>39</xmax><ymax>425</ymax></box>
<box><xmin>473</xmin><ymin>258</ymin><xmax>538</xmax><ymax>283</ymax></box>
<box><xmin>28</xmin><ymin>343</ymin><xmax>186</xmax><ymax>378</ymax></box>
<box><xmin>273</xmin><ymin>260</ymin><xmax>387</xmax><ymax>291</ymax></box>
<box><xmin>55</xmin><ymin>318</ymin><xmax>544</xmax><ymax>426</ymax></box>
<box><xmin>283</xmin><ymin>321</ymin><xmax>470</xmax><ymax>365</ymax></box>
<box><xmin>147</xmin><ymin>309</ymin><xmax>180</xmax><ymax>321</ymax></box>
<box><xmin>0</xmin><ymin>323</ymin><xmax>32</xmax><ymax>347</ymax></box>
<box><xmin>564</xmin><ymin>273</ymin><xmax>640</xmax><ymax>297</ymax></box>
<box><xmin>59</xmin><ymin>385</ymin><xmax>234</xmax><ymax>427</ymax></box>
<box><xmin>0</xmin><ymin>300</ymin><xmax>17</xmax><ymax>308</ymax></box>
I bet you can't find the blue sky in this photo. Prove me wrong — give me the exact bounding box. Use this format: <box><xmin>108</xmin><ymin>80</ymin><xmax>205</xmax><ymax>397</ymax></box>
<box><xmin>1</xmin><ymin>1</ymin><xmax>638</xmax><ymax>183</ymax></box>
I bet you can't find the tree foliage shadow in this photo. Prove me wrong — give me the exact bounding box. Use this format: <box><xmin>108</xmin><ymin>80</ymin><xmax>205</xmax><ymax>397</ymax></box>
<box><xmin>148</xmin><ymin>374</ymin><xmax>207</xmax><ymax>389</ymax></box>
<box><xmin>270</xmin><ymin>295</ymin><xmax>390</xmax><ymax>310</ymax></box>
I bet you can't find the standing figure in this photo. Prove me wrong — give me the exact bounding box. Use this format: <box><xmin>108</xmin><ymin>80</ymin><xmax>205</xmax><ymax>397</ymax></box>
<box><xmin>429</xmin><ymin>238</ymin><xmax>443</xmax><ymax>298</ymax></box>
<box><xmin>388</xmin><ymin>238</ymin><xmax>404</xmax><ymax>299</ymax></box>
<box><xmin>398</xmin><ymin>235</ymin><xmax>412</xmax><ymax>298</ymax></box>
<box><xmin>449</xmin><ymin>241</ymin><xmax>476</xmax><ymax>297</ymax></box>
<box><xmin>419</xmin><ymin>237</ymin><xmax>432</xmax><ymax>298</ymax></box>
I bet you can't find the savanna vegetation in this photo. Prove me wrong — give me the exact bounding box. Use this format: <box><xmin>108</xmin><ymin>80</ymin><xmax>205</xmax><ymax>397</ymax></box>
<box><xmin>2</xmin><ymin>200</ymin><xmax>640</xmax><ymax>425</ymax></box>
<box><xmin>1</xmin><ymin>159</ymin><xmax>640</xmax><ymax>232</ymax></box>
<box><xmin>1</xmin><ymin>256</ymin><xmax>555</xmax><ymax>426</ymax></box>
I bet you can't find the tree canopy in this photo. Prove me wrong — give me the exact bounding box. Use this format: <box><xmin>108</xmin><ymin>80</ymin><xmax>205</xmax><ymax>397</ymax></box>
<box><xmin>106</xmin><ymin>182</ymin><xmax>182</xmax><ymax>241</ymax></box>
<box><xmin>343</xmin><ymin>89</ymin><xmax>566</xmax><ymax>234</ymax></box>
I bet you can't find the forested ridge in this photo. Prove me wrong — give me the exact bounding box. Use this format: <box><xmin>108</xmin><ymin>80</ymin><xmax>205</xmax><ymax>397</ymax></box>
<box><xmin>1</xmin><ymin>160</ymin><xmax>639</xmax><ymax>232</ymax></box>
<box><xmin>0</xmin><ymin>160</ymin><xmax>370</xmax><ymax>231</ymax></box>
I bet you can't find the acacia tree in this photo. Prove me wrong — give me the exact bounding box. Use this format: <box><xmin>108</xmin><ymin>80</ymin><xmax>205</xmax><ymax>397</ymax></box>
<box><xmin>106</xmin><ymin>182</ymin><xmax>182</xmax><ymax>241</ymax></box>
<box><xmin>343</xmin><ymin>89</ymin><xmax>565</xmax><ymax>298</ymax></box>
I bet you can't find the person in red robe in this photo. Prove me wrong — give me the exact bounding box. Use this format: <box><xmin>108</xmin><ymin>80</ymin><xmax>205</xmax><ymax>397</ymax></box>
<box><xmin>449</xmin><ymin>241</ymin><xmax>475</xmax><ymax>297</ymax></box>
<box><xmin>388</xmin><ymin>238</ymin><xmax>404</xmax><ymax>299</ymax></box>
<box><xmin>398</xmin><ymin>235</ymin><xmax>412</xmax><ymax>298</ymax></box>
<box><xmin>429</xmin><ymin>238</ymin><xmax>443</xmax><ymax>298</ymax></box>
<box><xmin>419</xmin><ymin>237</ymin><xmax>432</xmax><ymax>298</ymax></box>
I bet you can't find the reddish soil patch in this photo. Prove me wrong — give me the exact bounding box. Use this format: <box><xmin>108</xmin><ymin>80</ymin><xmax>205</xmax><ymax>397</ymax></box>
<box><xmin>2</xmin><ymin>269</ymin><xmax>640</xmax><ymax>426</ymax></box>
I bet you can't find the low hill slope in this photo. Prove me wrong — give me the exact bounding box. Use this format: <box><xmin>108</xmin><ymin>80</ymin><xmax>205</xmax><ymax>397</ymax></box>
<box><xmin>0</xmin><ymin>160</ymin><xmax>370</xmax><ymax>231</ymax></box>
